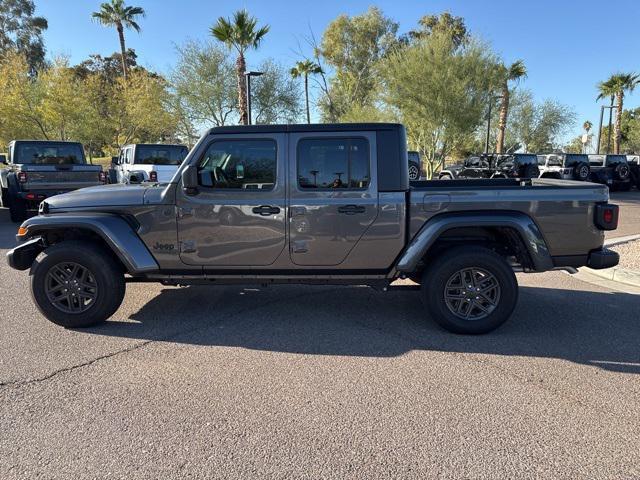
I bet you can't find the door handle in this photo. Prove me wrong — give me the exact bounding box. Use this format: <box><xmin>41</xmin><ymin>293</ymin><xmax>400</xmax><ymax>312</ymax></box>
<box><xmin>252</xmin><ymin>205</ymin><xmax>280</xmax><ymax>216</ymax></box>
<box><xmin>337</xmin><ymin>204</ymin><xmax>366</xmax><ymax>215</ymax></box>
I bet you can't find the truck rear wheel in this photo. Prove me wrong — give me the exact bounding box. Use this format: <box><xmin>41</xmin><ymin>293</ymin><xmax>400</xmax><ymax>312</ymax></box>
<box><xmin>30</xmin><ymin>241</ymin><xmax>126</xmax><ymax>328</ymax></box>
<box><xmin>420</xmin><ymin>246</ymin><xmax>518</xmax><ymax>334</ymax></box>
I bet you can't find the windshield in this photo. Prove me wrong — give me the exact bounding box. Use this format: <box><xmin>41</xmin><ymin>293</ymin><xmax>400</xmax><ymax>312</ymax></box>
<box><xmin>134</xmin><ymin>145</ymin><xmax>188</xmax><ymax>166</ymax></box>
<box><xmin>14</xmin><ymin>143</ymin><xmax>85</xmax><ymax>165</ymax></box>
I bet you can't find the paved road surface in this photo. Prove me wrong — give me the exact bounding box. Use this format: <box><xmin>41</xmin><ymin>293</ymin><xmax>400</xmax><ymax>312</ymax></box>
<box><xmin>609</xmin><ymin>191</ymin><xmax>640</xmax><ymax>238</ymax></box>
<box><xmin>0</xmin><ymin>202</ymin><xmax>639</xmax><ymax>479</ymax></box>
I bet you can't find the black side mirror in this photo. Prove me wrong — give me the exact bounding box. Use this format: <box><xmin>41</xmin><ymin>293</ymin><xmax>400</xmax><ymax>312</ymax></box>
<box><xmin>0</xmin><ymin>154</ymin><xmax>6</xmax><ymax>165</ymax></box>
<box><xmin>182</xmin><ymin>165</ymin><xmax>199</xmax><ymax>196</ymax></box>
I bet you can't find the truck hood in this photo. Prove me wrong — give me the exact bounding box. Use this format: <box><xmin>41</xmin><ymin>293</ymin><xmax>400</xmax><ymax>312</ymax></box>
<box><xmin>44</xmin><ymin>183</ymin><xmax>167</xmax><ymax>211</ymax></box>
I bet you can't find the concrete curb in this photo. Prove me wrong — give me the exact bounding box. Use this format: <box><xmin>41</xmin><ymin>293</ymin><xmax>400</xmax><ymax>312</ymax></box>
<box><xmin>604</xmin><ymin>234</ymin><xmax>640</xmax><ymax>248</ymax></box>
<box><xmin>580</xmin><ymin>266</ymin><xmax>640</xmax><ymax>288</ymax></box>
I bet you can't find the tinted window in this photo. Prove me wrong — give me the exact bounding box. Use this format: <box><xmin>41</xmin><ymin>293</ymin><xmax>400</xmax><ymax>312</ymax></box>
<box><xmin>297</xmin><ymin>138</ymin><xmax>370</xmax><ymax>189</ymax></box>
<box><xmin>564</xmin><ymin>154</ymin><xmax>587</xmax><ymax>167</ymax></box>
<box><xmin>14</xmin><ymin>143</ymin><xmax>85</xmax><ymax>165</ymax></box>
<box><xmin>545</xmin><ymin>155</ymin><xmax>562</xmax><ymax>167</ymax></box>
<box><xmin>606</xmin><ymin>155</ymin><xmax>628</xmax><ymax>166</ymax></box>
<box><xmin>515</xmin><ymin>154</ymin><xmax>537</xmax><ymax>164</ymax></box>
<box><xmin>135</xmin><ymin>145</ymin><xmax>188</xmax><ymax>166</ymax></box>
<box><xmin>197</xmin><ymin>139</ymin><xmax>276</xmax><ymax>190</ymax></box>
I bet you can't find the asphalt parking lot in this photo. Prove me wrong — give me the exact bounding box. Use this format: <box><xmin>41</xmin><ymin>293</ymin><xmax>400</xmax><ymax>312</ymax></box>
<box><xmin>1</xmin><ymin>193</ymin><xmax>639</xmax><ymax>479</ymax></box>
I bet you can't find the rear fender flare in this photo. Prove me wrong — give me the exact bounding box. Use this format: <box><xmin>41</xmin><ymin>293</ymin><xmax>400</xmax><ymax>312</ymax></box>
<box><xmin>396</xmin><ymin>211</ymin><xmax>554</xmax><ymax>273</ymax></box>
<box><xmin>18</xmin><ymin>213</ymin><xmax>158</xmax><ymax>274</ymax></box>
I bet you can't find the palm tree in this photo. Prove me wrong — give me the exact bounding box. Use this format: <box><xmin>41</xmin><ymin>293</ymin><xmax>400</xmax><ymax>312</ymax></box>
<box><xmin>597</xmin><ymin>73</ymin><xmax>639</xmax><ymax>154</ymax></box>
<box><xmin>495</xmin><ymin>60</ymin><xmax>527</xmax><ymax>153</ymax></box>
<box><xmin>91</xmin><ymin>0</ymin><xmax>145</xmax><ymax>81</ymax></box>
<box><xmin>583</xmin><ymin>120</ymin><xmax>593</xmax><ymax>133</ymax></box>
<box><xmin>290</xmin><ymin>60</ymin><xmax>322</xmax><ymax>124</ymax></box>
<box><xmin>211</xmin><ymin>10</ymin><xmax>269</xmax><ymax>125</ymax></box>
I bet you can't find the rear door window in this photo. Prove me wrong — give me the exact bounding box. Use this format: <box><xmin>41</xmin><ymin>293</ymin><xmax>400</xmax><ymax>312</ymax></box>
<box><xmin>297</xmin><ymin>138</ymin><xmax>370</xmax><ymax>189</ymax></box>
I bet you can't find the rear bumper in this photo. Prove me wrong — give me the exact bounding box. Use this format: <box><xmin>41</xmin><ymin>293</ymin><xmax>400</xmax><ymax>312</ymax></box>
<box><xmin>587</xmin><ymin>248</ymin><xmax>619</xmax><ymax>270</ymax></box>
<box><xmin>552</xmin><ymin>248</ymin><xmax>619</xmax><ymax>270</ymax></box>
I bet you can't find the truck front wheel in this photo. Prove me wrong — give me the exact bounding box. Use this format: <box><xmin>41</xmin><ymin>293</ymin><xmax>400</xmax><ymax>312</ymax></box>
<box><xmin>421</xmin><ymin>246</ymin><xmax>518</xmax><ymax>334</ymax></box>
<box><xmin>30</xmin><ymin>241</ymin><xmax>126</xmax><ymax>328</ymax></box>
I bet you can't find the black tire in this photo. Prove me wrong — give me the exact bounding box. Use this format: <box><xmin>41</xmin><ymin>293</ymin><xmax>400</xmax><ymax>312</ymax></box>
<box><xmin>30</xmin><ymin>241</ymin><xmax>126</xmax><ymax>328</ymax></box>
<box><xmin>573</xmin><ymin>162</ymin><xmax>590</xmax><ymax>181</ymax></box>
<box><xmin>522</xmin><ymin>164</ymin><xmax>539</xmax><ymax>179</ymax></box>
<box><xmin>615</xmin><ymin>163</ymin><xmax>630</xmax><ymax>181</ymax></box>
<box><xmin>8</xmin><ymin>196</ymin><xmax>27</xmax><ymax>222</ymax></box>
<box><xmin>0</xmin><ymin>187</ymin><xmax>9</xmax><ymax>208</ymax></box>
<box><xmin>420</xmin><ymin>246</ymin><xmax>518</xmax><ymax>334</ymax></box>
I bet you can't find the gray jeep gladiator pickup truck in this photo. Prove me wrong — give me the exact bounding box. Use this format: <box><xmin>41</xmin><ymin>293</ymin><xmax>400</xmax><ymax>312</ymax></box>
<box><xmin>6</xmin><ymin>124</ymin><xmax>620</xmax><ymax>334</ymax></box>
<box><xmin>1</xmin><ymin>140</ymin><xmax>106</xmax><ymax>222</ymax></box>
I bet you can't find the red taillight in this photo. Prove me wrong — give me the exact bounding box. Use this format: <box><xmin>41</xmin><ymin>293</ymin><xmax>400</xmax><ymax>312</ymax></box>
<box><xmin>595</xmin><ymin>204</ymin><xmax>619</xmax><ymax>231</ymax></box>
<box><xmin>18</xmin><ymin>171</ymin><xmax>28</xmax><ymax>183</ymax></box>
<box><xmin>149</xmin><ymin>171</ymin><xmax>158</xmax><ymax>182</ymax></box>
<box><xmin>25</xmin><ymin>193</ymin><xmax>35</xmax><ymax>200</ymax></box>
<box><xmin>99</xmin><ymin>171</ymin><xmax>107</xmax><ymax>183</ymax></box>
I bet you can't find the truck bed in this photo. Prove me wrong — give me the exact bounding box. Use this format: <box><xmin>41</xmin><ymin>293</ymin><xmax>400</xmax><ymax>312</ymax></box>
<box><xmin>408</xmin><ymin>178</ymin><xmax>609</xmax><ymax>258</ymax></box>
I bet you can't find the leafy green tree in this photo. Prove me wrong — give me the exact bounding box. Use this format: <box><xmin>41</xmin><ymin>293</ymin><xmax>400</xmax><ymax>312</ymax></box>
<box><xmin>211</xmin><ymin>9</ymin><xmax>269</xmax><ymax>125</ymax></box>
<box><xmin>91</xmin><ymin>0</ymin><xmax>145</xmax><ymax>81</ymax></box>
<box><xmin>495</xmin><ymin>60</ymin><xmax>527</xmax><ymax>153</ymax></box>
<box><xmin>171</xmin><ymin>40</ymin><xmax>237</xmax><ymax>127</ymax></box>
<box><xmin>0</xmin><ymin>0</ymin><xmax>47</xmax><ymax>73</ymax></box>
<box><xmin>319</xmin><ymin>7</ymin><xmax>399</xmax><ymax>121</ymax></box>
<box><xmin>597</xmin><ymin>73</ymin><xmax>639</xmax><ymax>154</ymax></box>
<box><xmin>406</xmin><ymin>12</ymin><xmax>468</xmax><ymax>47</ymax></box>
<box><xmin>290</xmin><ymin>60</ymin><xmax>322</xmax><ymax>124</ymax></box>
<box><xmin>381</xmin><ymin>33</ymin><xmax>499</xmax><ymax>178</ymax></box>
<box><xmin>252</xmin><ymin>59</ymin><xmax>302</xmax><ymax>124</ymax></box>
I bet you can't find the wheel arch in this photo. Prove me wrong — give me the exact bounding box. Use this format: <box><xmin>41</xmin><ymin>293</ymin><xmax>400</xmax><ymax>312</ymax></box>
<box><xmin>396</xmin><ymin>211</ymin><xmax>554</xmax><ymax>274</ymax></box>
<box><xmin>16</xmin><ymin>214</ymin><xmax>158</xmax><ymax>274</ymax></box>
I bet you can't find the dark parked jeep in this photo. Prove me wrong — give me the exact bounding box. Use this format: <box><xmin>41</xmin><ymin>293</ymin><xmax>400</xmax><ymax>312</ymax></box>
<box><xmin>627</xmin><ymin>155</ymin><xmax>640</xmax><ymax>189</ymax></box>
<box><xmin>588</xmin><ymin>154</ymin><xmax>632</xmax><ymax>191</ymax></box>
<box><xmin>492</xmin><ymin>154</ymin><xmax>540</xmax><ymax>179</ymax></box>
<box><xmin>439</xmin><ymin>154</ymin><xmax>493</xmax><ymax>180</ymax></box>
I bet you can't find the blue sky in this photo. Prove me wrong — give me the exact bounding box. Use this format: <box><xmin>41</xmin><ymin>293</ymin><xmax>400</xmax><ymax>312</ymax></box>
<box><xmin>37</xmin><ymin>0</ymin><xmax>640</xmax><ymax>138</ymax></box>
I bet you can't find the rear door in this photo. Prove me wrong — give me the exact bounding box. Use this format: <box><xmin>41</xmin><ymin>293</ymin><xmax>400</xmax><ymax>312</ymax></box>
<box><xmin>176</xmin><ymin>133</ymin><xmax>286</xmax><ymax>267</ymax></box>
<box><xmin>288</xmin><ymin>132</ymin><xmax>378</xmax><ymax>266</ymax></box>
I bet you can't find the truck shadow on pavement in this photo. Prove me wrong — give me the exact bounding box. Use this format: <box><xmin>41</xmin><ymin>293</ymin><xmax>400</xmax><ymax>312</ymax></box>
<box><xmin>85</xmin><ymin>283</ymin><xmax>640</xmax><ymax>375</ymax></box>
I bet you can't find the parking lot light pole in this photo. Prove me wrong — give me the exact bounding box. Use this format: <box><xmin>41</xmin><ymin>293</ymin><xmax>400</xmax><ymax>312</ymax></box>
<box><xmin>244</xmin><ymin>71</ymin><xmax>264</xmax><ymax>125</ymax></box>
<box><xmin>596</xmin><ymin>101</ymin><xmax>616</xmax><ymax>155</ymax></box>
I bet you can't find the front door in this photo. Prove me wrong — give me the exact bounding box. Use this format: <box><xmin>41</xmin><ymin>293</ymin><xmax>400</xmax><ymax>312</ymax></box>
<box><xmin>288</xmin><ymin>133</ymin><xmax>378</xmax><ymax>266</ymax></box>
<box><xmin>176</xmin><ymin>134</ymin><xmax>286</xmax><ymax>267</ymax></box>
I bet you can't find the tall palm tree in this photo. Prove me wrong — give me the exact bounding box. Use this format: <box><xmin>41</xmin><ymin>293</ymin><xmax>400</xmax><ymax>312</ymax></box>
<box><xmin>91</xmin><ymin>0</ymin><xmax>145</xmax><ymax>81</ymax></box>
<box><xmin>597</xmin><ymin>73</ymin><xmax>639</xmax><ymax>154</ymax></box>
<box><xmin>211</xmin><ymin>10</ymin><xmax>269</xmax><ymax>125</ymax></box>
<box><xmin>495</xmin><ymin>60</ymin><xmax>527</xmax><ymax>153</ymax></box>
<box><xmin>290</xmin><ymin>60</ymin><xmax>322</xmax><ymax>124</ymax></box>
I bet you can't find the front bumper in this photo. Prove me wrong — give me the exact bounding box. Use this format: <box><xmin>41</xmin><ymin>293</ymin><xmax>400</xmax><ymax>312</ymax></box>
<box><xmin>6</xmin><ymin>237</ymin><xmax>44</xmax><ymax>271</ymax></box>
<box><xmin>587</xmin><ymin>248</ymin><xmax>619</xmax><ymax>270</ymax></box>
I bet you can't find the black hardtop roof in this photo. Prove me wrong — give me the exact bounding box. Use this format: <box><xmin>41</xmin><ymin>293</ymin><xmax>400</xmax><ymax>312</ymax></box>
<box><xmin>207</xmin><ymin>123</ymin><xmax>404</xmax><ymax>135</ymax></box>
<box><xmin>9</xmin><ymin>140</ymin><xmax>83</xmax><ymax>146</ymax></box>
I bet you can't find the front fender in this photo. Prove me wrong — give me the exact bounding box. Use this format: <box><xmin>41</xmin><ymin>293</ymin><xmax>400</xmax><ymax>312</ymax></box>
<box><xmin>14</xmin><ymin>213</ymin><xmax>159</xmax><ymax>274</ymax></box>
<box><xmin>396</xmin><ymin>211</ymin><xmax>554</xmax><ymax>273</ymax></box>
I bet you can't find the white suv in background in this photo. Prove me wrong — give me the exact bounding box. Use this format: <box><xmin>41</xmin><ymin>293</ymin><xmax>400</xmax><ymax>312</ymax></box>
<box><xmin>537</xmin><ymin>153</ymin><xmax>591</xmax><ymax>181</ymax></box>
<box><xmin>110</xmin><ymin>143</ymin><xmax>189</xmax><ymax>184</ymax></box>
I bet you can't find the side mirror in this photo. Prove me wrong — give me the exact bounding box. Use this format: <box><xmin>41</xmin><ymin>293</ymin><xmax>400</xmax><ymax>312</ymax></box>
<box><xmin>0</xmin><ymin>154</ymin><xmax>6</xmax><ymax>165</ymax></box>
<box><xmin>182</xmin><ymin>165</ymin><xmax>199</xmax><ymax>196</ymax></box>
